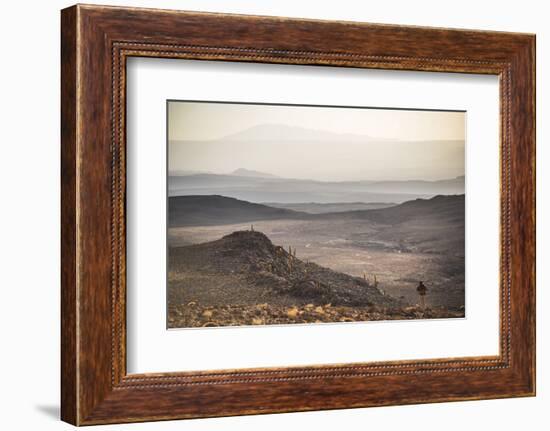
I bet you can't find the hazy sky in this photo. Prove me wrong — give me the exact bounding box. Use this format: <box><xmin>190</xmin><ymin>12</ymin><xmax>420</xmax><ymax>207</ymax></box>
<box><xmin>168</xmin><ymin>101</ymin><xmax>465</xmax><ymax>181</ymax></box>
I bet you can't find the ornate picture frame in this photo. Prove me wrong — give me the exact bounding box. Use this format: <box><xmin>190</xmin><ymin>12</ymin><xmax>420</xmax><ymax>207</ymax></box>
<box><xmin>61</xmin><ymin>4</ymin><xmax>535</xmax><ymax>425</ymax></box>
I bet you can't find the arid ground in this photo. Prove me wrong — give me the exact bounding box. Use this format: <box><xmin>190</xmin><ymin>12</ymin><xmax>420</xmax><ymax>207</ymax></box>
<box><xmin>167</xmin><ymin>194</ymin><xmax>465</xmax><ymax>328</ymax></box>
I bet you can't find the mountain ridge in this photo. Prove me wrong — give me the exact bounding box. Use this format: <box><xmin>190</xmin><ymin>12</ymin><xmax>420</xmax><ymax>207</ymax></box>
<box><xmin>204</xmin><ymin>123</ymin><xmax>383</xmax><ymax>143</ymax></box>
<box><xmin>169</xmin><ymin>194</ymin><xmax>308</xmax><ymax>227</ymax></box>
<box><xmin>168</xmin><ymin>173</ymin><xmax>464</xmax><ymax>203</ymax></box>
<box><xmin>231</xmin><ymin>168</ymin><xmax>278</xmax><ymax>178</ymax></box>
<box><xmin>169</xmin><ymin>194</ymin><xmax>464</xmax><ymax>228</ymax></box>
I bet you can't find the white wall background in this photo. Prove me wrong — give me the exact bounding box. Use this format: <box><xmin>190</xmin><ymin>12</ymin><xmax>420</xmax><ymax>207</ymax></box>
<box><xmin>0</xmin><ymin>0</ymin><xmax>546</xmax><ymax>429</ymax></box>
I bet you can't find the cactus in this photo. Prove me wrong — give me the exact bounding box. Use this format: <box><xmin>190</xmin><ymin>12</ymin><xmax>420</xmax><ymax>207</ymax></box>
<box><xmin>362</xmin><ymin>272</ymin><xmax>378</xmax><ymax>288</ymax></box>
<box><xmin>287</xmin><ymin>246</ymin><xmax>293</xmax><ymax>274</ymax></box>
<box><xmin>284</xmin><ymin>245</ymin><xmax>299</xmax><ymax>275</ymax></box>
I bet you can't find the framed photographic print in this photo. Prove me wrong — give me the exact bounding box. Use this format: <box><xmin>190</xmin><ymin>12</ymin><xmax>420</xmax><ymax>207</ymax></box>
<box><xmin>61</xmin><ymin>4</ymin><xmax>535</xmax><ymax>425</ymax></box>
<box><xmin>165</xmin><ymin>101</ymin><xmax>466</xmax><ymax>329</ymax></box>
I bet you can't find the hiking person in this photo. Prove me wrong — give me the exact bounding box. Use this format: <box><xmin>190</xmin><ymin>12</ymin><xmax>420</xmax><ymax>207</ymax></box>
<box><xmin>416</xmin><ymin>281</ymin><xmax>427</xmax><ymax>309</ymax></box>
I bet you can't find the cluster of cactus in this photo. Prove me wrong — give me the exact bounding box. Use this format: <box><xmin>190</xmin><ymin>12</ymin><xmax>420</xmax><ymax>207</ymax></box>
<box><xmin>362</xmin><ymin>271</ymin><xmax>378</xmax><ymax>288</ymax></box>
<box><xmin>287</xmin><ymin>246</ymin><xmax>297</xmax><ymax>274</ymax></box>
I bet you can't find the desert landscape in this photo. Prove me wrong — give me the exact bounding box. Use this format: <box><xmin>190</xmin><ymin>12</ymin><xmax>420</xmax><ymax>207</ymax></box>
<box><xmin>167</xmin><ymin>102</ymin><xmax>466</xmax><ymax>328</ymax></box>
<box><xmin>167</xmin><ymin>171</ymin><xmax>465</xmax><ymax>328</ymax></box>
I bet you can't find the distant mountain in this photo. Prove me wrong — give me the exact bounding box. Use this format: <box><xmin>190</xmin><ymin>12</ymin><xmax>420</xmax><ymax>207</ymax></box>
<box><xmin>359</xmin><ymin>176</ymin><xmax>465</xmax><ymax>195</ymax></box>
<box><xmin>168</xmin><ymin>173</ymin><xmax>464</xmax><ymax>204</ymax></box>
<box><xmin>219</xmin><ymin>123</ymin><xmax>382</xmax><ymax>143</ymax></box>
<box><xmin>231</xmin><ymin>168</ymin><xmax>278</xmax><ymax>178</ymax></box>
<box><xmin>168</xmin><ymin>194</ymin><xmax>464</xmax><ymax>235</ymax></box>
<box><xmin>169</xmin><ymin>195</ymin><xmax>308</xmax><ymax>227</ymax></box>
<box><xmin>169</xmin><ymin>123</ymin><xmax>464</xmax><ymax>184</ymax></box>
<box><xmin>319</xmin><ymin>194</ymin><xmax>465</xmax><ymax>224</ymax></box>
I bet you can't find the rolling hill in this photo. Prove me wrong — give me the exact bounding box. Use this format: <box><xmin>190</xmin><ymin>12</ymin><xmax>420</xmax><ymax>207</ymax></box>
<box><xmin>168</xmin><ymin>171</ymin><xmax>464</xmax><ymax>204</ymax></box>
<box><xmin>168</xmin><ymin>195</ymin><xmax>308</xmax><ymax>227</ymax></box>
<box><xmin>318</xmin><ymin>194</ymin><xmax>465</xmax><ymax>224</ymax></box>
<box><xmin>168</xmin><ymin>230</ymin><xmax>397</xmax><ymax>308</ymax></box>
<box><xmin>169</xmin><ymin>194</ymin><xmax>464</xmax><ymax>230</ymax></box>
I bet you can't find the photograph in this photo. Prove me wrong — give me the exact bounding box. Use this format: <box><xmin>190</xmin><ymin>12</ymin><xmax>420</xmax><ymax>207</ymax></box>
<box><xmin>167</xmin><ymin>101</ymin><xmax>466</xmax><ymax>328</ymax></box>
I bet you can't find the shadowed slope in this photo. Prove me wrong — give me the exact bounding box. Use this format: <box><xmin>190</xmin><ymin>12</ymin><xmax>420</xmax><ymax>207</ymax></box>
<box><xmin>169</xmin><ymin>230</ymin><xmax>396</xmax><ymax>308</ymax></box>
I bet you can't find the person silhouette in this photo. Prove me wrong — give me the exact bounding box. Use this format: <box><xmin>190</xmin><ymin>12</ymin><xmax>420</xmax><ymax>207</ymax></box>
<box><xmin>416</xmin><ymin>281</ymin><xmax>427</xmax><ymax>309</ymax></box>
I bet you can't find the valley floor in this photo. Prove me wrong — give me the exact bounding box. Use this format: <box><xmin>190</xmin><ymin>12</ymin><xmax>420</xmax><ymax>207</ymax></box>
<box><xmin>168</xmin><ymin>217</ymin><xmax>464</xmax><ymax>310</ymax></box>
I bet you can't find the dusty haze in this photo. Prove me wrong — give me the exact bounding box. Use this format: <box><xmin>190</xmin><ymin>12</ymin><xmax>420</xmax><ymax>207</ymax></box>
<box><xmin>168</xmin><ymin>101</ymin><xmax>465</xmax><ymax>182</ymax></box>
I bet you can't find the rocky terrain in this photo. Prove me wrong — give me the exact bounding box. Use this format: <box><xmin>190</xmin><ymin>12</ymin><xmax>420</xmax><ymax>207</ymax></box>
<box><xmin>169</xmin><ymin>194</ymin><xmax>465</xmax><ymax>312</ymax></box>
<box><xmin>169</xmin><ymin>230</ymin><xmax>396</xmax><ymax>309</ymax></box>
<box><xmin>168</xmin><ymin>302</ymin><xmax>464</xmax><ymax>328</ymax></box>
<box><xmin>168</xmin><ymin>229</ymin><xmax>464</xmax><ymax>328</ymax></box>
